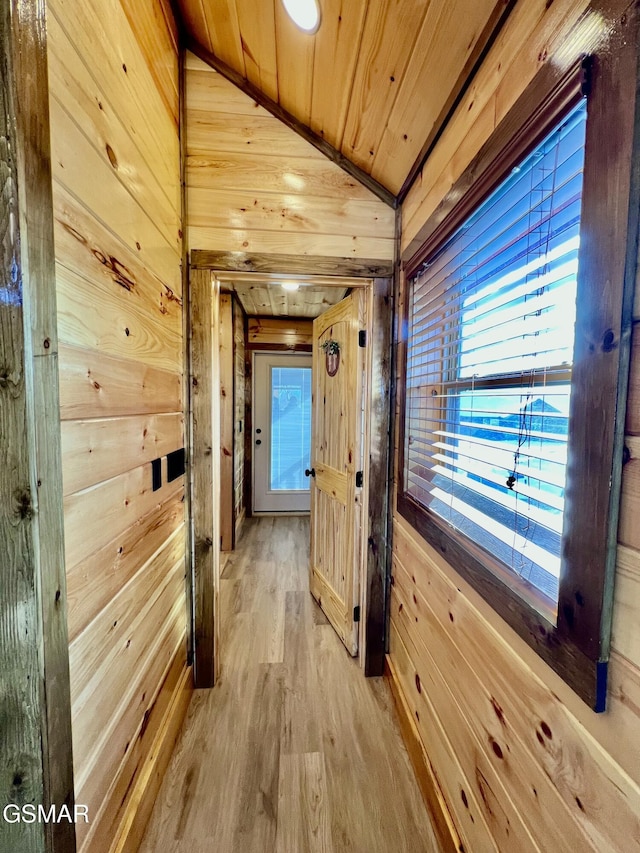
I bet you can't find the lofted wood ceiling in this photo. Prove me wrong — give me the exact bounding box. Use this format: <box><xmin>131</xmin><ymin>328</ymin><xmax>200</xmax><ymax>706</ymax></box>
<box><xmin>219</xmin><ymin>275</ymin><xmax>352</xmax><ymax>317</ymax></box>
<box><xmin>178</xmin><ymin>0</ymin><xmax>510</xmax><ymax>197</ymax></box>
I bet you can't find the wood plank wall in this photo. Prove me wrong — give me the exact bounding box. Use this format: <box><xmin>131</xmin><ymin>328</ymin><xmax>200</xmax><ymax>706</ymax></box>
<box><xmin>45</xmin><ymin>0</ymin><xmax>191</xmax><ymax>848</ymax></box>
<box><xmin>247</xmin><ymin>317</ymin><xmax>313</xmax><ymax>351</ymax></box>
<box><xmin>392</xmin><ymin>1</ymin><xmax>640</xmax><ymax>850</ymax></box>
<box><xmin>185</xmin><ymin>52</ymin><xmax>395</xmax><ymax>260</ymax></box>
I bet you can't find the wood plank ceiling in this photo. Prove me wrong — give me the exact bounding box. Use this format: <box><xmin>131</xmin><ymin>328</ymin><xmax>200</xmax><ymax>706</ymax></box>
<box><xmin>177</xmin><ymin>0</ymin><xmax>509</xmax><ymax>196</ymax></box>
<box><xmin>219</xmin><ymin>275</ymin><xmax>349</xmax><ymax>317</ymax></box>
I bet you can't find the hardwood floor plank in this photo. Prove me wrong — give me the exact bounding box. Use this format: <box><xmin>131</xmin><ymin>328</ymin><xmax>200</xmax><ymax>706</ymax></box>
<box><xmin>275</xmin><ymin>752</ymin><xmax>332</xmax><ymax>853</ymax></box>
<box><xmin>281</xmin><ymin>591</ymin><xmax>323</xmax><ymax>756</ymax></box>
<box><xmin>140</xmin><ymin>517</ymin><xmax>439</xmax><ymax>852</ymax></box>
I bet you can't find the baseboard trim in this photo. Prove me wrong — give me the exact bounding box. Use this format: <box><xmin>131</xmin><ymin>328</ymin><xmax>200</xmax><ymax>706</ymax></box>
<box><xmin>110</xmin><ymin>659</ymin><xmax>194</xmax><ymax>853</ymax></box>
<box><xmin>385</xmin><ymin>655</ymin><xmax>461</xmax><ymax>853</ymax></box>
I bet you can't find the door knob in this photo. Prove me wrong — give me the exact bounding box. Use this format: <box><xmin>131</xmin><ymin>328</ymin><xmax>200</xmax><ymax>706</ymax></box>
<box><xmin>305</xmin><ymin>468</ymin><xmax>316</xmax><ymax>478</ymax></box>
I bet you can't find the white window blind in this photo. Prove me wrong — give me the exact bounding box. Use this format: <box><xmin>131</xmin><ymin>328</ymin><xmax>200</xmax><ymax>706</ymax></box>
<box><xmin>404</xmin><ymin>99</ymin><xmax>587</xmax><ymax>603</ymax></box>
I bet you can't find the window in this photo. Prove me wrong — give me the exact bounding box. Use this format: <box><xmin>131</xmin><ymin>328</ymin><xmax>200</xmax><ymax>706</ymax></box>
<box><xmin>270</xmin><ymin>365</ymin><xmax>312</xmax><ymax>491</ymax></box>
<box><xmin>404</xmin><ymin>100</ymin><xmax>586</xmax><ymax>615</ymax></box>
<box><xmin>398</xmin><ymin>55</ymin><xmax>637</xmax><ymax>711</ymax></box>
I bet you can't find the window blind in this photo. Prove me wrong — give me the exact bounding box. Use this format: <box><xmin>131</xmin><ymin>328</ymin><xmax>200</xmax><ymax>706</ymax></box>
<box><xmin>404</xmin><ymin>98</ymin><xmax>587</xmax><ymax>602</ymax></box>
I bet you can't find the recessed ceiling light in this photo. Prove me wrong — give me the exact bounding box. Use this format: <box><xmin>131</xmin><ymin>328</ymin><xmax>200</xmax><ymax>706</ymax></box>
<box><xmin>282</xmin><ymin>281</ymin><xmax>300</xmax><ymax>291</ymax></box>
<box><xmin>281</xmin><ymin>0</ymin><xmax>320</xmax><ymax>33</ymax></box>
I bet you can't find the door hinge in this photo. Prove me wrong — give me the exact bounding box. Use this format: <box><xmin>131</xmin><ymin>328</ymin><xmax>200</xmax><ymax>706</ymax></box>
<box><xmin>358</xmin><ymin>329</ymin><xmax>367</xmax><ymax>347</ymax></box>
<box><xmin>353</xmin><ymin>605</ymin><xmax>361</xmax><ymax>623</ymax></box>
<box><xmin>355</xmin><ymin>470</ymin><xmax>363</xmax><ymax>488</ymax></box>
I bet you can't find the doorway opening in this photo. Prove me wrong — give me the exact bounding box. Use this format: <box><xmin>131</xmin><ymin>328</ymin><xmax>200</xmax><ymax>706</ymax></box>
<box><xmin>240</xmin><ymin>280</ymin><xmax>370</xmax><ymax>662</ymax></box>
<box><xmin>188</xmin><ymin>257</ymin><xmax>393</xmax><ymax>687</ymax></box>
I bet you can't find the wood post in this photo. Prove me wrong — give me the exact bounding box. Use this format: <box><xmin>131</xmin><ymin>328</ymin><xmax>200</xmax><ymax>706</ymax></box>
<box><xmin>219</xmin><ymin>294</ymin><xmax>235</xmax><ymax>551</ymax></box>
<box><xmin>364</xmin><ymin>277</ymin><xmax>394</xmax><ymax>676</ymax></box>
<box><xmin>0</xmin><ymin>0</ymin><xmax>75</xmax><ymax>850</ymax></box>
<box><xmin>189</xmin><ymin>268</ymin><xmax>220</xmax><ymax>688</ymax></box>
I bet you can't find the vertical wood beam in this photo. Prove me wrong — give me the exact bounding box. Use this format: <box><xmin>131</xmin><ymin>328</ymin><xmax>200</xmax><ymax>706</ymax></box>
<box><xmin>364</xmin><ymin>276</ymin><xmax>394</xmax><ymax>676</ymax></box>
<box><xmin>384</xmin><ymin>205</ymin><xmax>403</xmax><ymax>660</ymax></box>
<box><xmin>190</xmin><ymin>268</ymin><xmax>220</xmax><ymax>687</ymax></box>
<box><xmin>243</xmin><ymin>311</ymin><xmax>253</xmax><ymax>518</ymax></box>
<box><xmin>0</xmin><ymin>0</ymin><xmax>75</xmax><ymax>850</ymax></box>
<box><xmin>178</xmin><ymin>44</ymin><xmax>195</xmax><ymax>668</ymax></box>
<box><xmin>219</xmin><ymin>293</ymin><xmax>235</xmax><ymax>551</ymax></box>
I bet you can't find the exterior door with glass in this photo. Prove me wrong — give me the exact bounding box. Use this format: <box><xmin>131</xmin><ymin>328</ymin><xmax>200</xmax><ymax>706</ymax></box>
<box><xmin>252</xmin><ymin>353</ymin><xmax>313</xmax><ymax>513</ymax></box>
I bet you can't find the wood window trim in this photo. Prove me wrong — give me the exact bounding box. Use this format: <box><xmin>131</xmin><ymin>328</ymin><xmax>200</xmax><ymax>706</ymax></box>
<box><xmin>397</xmin><ymin>7</ymin><xmax>640</xmax><ymax>712</ymax></box>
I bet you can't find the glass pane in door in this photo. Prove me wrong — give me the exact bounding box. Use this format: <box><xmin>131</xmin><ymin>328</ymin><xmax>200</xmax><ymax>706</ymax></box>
<box><xmin>270</xmin><ymin>366</ymin><xmax>312</xmax><ymax>491</ymax></box>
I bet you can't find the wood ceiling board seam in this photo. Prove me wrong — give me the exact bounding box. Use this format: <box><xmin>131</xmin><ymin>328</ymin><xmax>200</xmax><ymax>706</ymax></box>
<box><xmin>397</xmin><ymin>0</ymin><xmax>518</xmax><ymax>203</ymax></box>
<box><xmin>119</xmin><ymin>0</ymin><xmax>180</xmax><ymax>125</ymax></box>
<box><xmin>234</xmin><ymin>0</ymin><xmax>279</xmax><ymax>102</ymax></box>
<box><xmin>185</xmin><ymin>36</ymin><xmax>397</xmax><ymax>207</ymax></box>
<box><xmin>242</xmin><ymin>288</ymin><xmax>260</xmax><ymax>315</ymax></box>
<box><xmin>228</xmin><ymin>284</ymin><xmax>350</xmax><ymax>318</ymax></box>
<box><xmin>308</xmin><ymin>0</ymin><xmax>369</xmax><ymax>150</ymax></box>
<box><xmin>275</xmin><ymin>0</ymin><xmax>316</xmax><ymax>126</ymax></box>
<box><xmin>372</xmin><ymin>0</ymin><xmax>509</xmax><ymax>193</ymax></box>
<box><xmin>201</xmin><ymin>0</ymin><xmax>246</xmax><ymax>74</ymax></box>
<box><xmin>267</xmin><ymin>279</ymin><xmax>281</xmax><ymax>317</ymax></box>
<box><xmin>400</xmin><ymin>0</ymin><xmax>588</xmax><ymax>238</ymax></box>
<box><xmin>339</xmin><ymin>0</ymin><xmax>430</xmax><ymax>177</ymax></box>
<box><xmin>158</xmin><ymin>0</ymin><xmax>180</xmax><ymax>56</ymax></box>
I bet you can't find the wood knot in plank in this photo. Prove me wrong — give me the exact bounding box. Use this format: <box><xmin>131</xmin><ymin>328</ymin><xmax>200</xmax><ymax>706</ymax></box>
<box><xmin>105</xmin><ymin>143</ymin><xmax>119</xmax><ymax>169</ymax></box>
<box><xmin>15</xmin><ymin>489</ymin><xmax>33</xmax><ymax>520</ymax></box>
<box><xmin>163</xmin><ymin>284</ymin><xmax>182</xmax><ymax>307</ymax></box>
<box><xmin>92</xmin><ymin>249</ymin><xmax>136</xmax><ymax>291</ymax></box>
<box><xmin>490</xmin><ymin>697</ymin><xmax>505</xmax><ymax>725</ymax></box>
<box><xmin>61</xmin><ymin>222</ymin><xmax>88</xmax><ymax>245</ymax></box>
<box><xmin>490</xmin><ymin>738</ymin><xmax>504</xmax><ymax>759</ymax></box>
<box><xmin>602</xmin><ymin>328</ymin><xmax>616</xmax><ymax>352</ymax></box>
<box><xmin>0</xmin><ymin>364</ymin><xmax>20</xmax><ymax>392</ymax></box>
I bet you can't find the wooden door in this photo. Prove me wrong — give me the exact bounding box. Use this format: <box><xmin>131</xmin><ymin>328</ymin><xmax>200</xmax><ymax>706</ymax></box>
<box><xmin>309</xmin><ymin>291</ymin><xmax>366</xmax><ymax>656</ymax></box>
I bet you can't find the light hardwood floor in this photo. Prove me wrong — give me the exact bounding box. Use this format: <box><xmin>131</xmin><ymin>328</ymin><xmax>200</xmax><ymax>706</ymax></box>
<box><xmin>140</xmin><ymin>517</ymin><xmax>440</xmax><ymax>852</ymax></box>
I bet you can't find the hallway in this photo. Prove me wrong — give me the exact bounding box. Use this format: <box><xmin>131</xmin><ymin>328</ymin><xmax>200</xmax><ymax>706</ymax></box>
<box><xmin>140</xmin><ymin>517</ymin><xmax>439</xmax><ymax>852</ymax></box>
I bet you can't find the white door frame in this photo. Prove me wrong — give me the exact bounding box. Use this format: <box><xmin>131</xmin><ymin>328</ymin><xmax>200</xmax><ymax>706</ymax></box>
<box><xmin>252</xmin><ymin>351</ymin><xmax>313</xmax><ymax>514</ymax></box>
